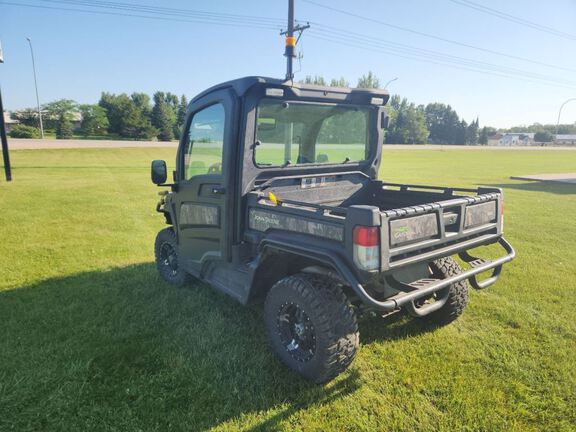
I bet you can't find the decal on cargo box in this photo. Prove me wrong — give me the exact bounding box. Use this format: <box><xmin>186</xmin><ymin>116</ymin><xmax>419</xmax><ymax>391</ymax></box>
<box><xmin>390</xmin><ymin>213</ymin><xmax>439</xmax><ymax>245</ymax></box>
<box><xmin>249</xmin><ymin>209</ymin><xmax>344</xmax><ymax>241</ymax></box>
<box><xmin>464</xmin><ymin>201</ymin><xmax>497</xmax><ymax>228</ymax></box>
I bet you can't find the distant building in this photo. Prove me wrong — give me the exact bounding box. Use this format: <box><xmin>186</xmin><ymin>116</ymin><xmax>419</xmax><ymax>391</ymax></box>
<box><xmin>2</xmin><ymin>111</ymin><xmax>19</xmax><ymax>133</ymax></box>
<box><xmin>554</xmin><ymin>134</ymin><xmax>576</xmax><ymax>146</ymax></box>
<box><xmin>487</xmin><ymin>133</ymin><xmax>502</xmax><ymax>146</ymax></box>
<box><xmin>70</xmin><ymin>112</ymin><xmax>82</xmax><ymax>131</ymax></box>
<box><xmin>498</xmin><ymin>133</ymin><xmax>534</xmax><ymax>146</ymax></box>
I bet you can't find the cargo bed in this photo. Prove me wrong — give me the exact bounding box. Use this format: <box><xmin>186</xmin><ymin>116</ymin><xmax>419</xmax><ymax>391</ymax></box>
<box><xmin>247</xmin><ymin>173</ymin><xmax>507</xmax><ymax>274</ymax></box>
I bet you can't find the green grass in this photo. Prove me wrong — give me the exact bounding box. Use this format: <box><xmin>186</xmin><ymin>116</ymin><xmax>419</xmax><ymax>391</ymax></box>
<box><xmin>1</xmin><ymin>148</ymin><xmax>575</xmax><ymax>431</ymax></box>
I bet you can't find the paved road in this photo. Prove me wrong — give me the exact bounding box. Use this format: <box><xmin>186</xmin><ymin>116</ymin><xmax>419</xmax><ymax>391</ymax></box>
<box><xmin>511</xmin><ymin>173</ymin><xmax>576</xmax><ymax>184</ymax></box>
<box><xmin>7</xmin><ymin>138</ymin><xmax>576</xmax><ymax>151</ymax></box>
<box><xmin>8</xmin><ymin>139</ymin><xmax>178</xmax><ymax>150</ymax></box>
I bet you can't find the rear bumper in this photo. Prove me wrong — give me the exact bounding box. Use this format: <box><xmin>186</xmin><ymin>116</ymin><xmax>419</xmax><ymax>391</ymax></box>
<box><xmin>257</xmin><ymin>232</ymin><xmax>514</xmax><ymax>314</ymax></box>
<box><xmin>351</xmin><ymin>237</ymin><xmax>515</xmax><ymax>312</ymax></box>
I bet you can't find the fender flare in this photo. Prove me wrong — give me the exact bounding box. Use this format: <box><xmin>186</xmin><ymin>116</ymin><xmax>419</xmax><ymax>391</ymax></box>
<box><xmin>253</xmin><ymin>232</ymin><xmax>363</xmax><ymax>296</ymax></box>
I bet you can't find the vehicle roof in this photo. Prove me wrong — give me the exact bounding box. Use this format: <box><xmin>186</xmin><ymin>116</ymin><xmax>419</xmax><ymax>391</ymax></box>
<box><xmin>191</xmin><ymin>76</ymin><xmax>390</xmax><ymax>103</ymax></box>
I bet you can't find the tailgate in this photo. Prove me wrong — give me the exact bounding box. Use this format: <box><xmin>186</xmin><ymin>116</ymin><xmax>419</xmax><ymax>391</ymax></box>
<box><xmin>379</xmin><ymin>184</ymin><xmax>503</xmax><ymax>271</ymax></box>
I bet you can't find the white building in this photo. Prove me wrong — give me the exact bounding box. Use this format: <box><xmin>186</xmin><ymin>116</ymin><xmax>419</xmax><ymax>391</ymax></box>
<box><xmin>555</xmin><ymin>134</ymin><xmax>576</xmax><ymax>146</ymax></box>
<box><xmin>499</xmin><ymin>133</ymin><xmax>534</xmax><ymax>146</ymax></box>
<box><xmin>2</xmin><ymin>111</ymin><xmax>19</xmax><ymax>133</ymax></box>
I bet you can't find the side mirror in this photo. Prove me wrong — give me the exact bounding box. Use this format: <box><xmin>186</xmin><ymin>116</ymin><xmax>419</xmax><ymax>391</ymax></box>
<box><xmin>151</xmin><ymin>160</ymin><xmax>167</xmax><ymax>185</ymax></box>
<box><xmin>381</xmin><ymin>111</ymin><xmax>390</xmax><ymax>129</ymax></box>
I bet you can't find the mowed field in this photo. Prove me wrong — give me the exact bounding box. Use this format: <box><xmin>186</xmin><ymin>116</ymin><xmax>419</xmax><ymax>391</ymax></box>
<box><xmin>0</xmin><ymin>148</ymin><xmax>575</xmax><ymax>431</ymax></box>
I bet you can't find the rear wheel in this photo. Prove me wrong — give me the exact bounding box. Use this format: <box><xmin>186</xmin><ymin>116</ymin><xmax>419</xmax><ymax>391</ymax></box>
<box><xmin>154</xmin><ymin>228</ymin><xmax>191</xmax><ymax>287</ymax></box>
<box><xmin>408</xmin><ymin>257</ymin><xmax>469</xmax><ymax>324</ymax></box>
<box><xmin>264</xmin><ymin>273</ymin><xmax>359</xmax><ymax>383</ymax></box>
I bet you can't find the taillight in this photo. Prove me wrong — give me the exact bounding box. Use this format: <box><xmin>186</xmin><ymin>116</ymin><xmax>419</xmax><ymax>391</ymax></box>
<box><xmin>353</xmin><ymin>226</ymin><xmax>380</xmax><ymax>271</ymax></box>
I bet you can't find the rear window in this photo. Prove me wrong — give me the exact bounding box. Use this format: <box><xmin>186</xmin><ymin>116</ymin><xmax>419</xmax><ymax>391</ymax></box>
<box><xmin>255</xmin><ymin>100</ymin><xmax>371</xmax><ymax>167</ymax></box>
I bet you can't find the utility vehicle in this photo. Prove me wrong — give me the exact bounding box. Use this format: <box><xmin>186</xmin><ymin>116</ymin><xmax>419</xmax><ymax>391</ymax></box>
<box><xmin>150</xmin><ymin>76</ymin><xmax>515</xmax><ymax>383</ymax></box>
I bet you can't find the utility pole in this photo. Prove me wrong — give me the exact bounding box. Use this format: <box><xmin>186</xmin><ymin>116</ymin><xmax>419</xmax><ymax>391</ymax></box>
<box><xmin>281</xmin><ymin>0</ymin><xmax>309</xmax><ymax>81</ymax></box>
<box><xmin>0</xmin><ymin>40</ymin><xmax>13</xmax><ymax>181</ymax></box>
<box><xmin>26</xmin><ymin>37</ymin><xmax>44</xmax><ymax>139</ymax></box>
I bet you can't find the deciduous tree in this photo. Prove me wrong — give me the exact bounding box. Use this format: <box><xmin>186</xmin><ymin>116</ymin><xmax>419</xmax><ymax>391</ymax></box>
<box><xmin>357</xmin><ymin>71</ymin><xmax>380</xmax><ymax>89</ymax></box>
<box><xmin>534</xmin><ymin>130</ymin><xmax>554</xmax><ymax>142</ymax></box>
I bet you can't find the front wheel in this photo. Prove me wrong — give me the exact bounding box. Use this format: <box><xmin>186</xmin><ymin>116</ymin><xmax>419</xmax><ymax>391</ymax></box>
<box><xmin>154</xmin><ymin>228</ymin><xmax>191</xmax><ymax>287</ymax></box>
<box><xmin>264</xmin><ymin>273</ymin><xmax>359</xmax><ymax>383</ymax></box>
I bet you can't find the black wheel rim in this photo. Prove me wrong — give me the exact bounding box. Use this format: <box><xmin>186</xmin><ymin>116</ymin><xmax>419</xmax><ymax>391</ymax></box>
<box><xmin>159</xmin><ymin>242</ymin><xmax>178</xmax><ymax>277</ymax></box>
<box><xmin>277</xmin><ymin>302</ymin><xmax>316</xmax><ymax>362</ymax></box>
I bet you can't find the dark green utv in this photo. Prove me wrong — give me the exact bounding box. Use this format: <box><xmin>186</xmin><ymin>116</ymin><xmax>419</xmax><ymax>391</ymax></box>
<box><xmin>150</xmin><ymin>76</ymin><xmax>515</xmax><ymax>383</ymax></box>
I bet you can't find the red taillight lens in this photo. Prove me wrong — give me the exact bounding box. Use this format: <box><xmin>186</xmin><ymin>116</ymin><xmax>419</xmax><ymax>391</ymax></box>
<box><xmin>353</xmin><ymin>226</ymin><xmax>380</xmax><ymax>247</ymax></box>
<box><xmin>353</xmin><ymin>226</ymin><xmax>380</xmax><ymax>271</ymax></box>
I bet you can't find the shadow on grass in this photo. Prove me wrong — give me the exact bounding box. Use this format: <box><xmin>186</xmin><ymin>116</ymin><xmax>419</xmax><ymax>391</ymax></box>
<box><xmin>0</xmin><ymin>263</ymin><xmax>363</xmax><ymax>431</ymax></box>
<box><xmin>359</xmin><ymin>310</ymin><xmax>441</xmax><ymax>345</ymax></box>
<box><xmin>485</xmin><ymin>181</ymin><xmax>576</xmax><ymax>195</ymax></box>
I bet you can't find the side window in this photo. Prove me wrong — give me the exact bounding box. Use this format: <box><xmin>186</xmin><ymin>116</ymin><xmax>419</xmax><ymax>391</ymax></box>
<box><xmin>183</xmin><ymin>103</ymin><xmax>225</xmax><ymax>180</ymax></box>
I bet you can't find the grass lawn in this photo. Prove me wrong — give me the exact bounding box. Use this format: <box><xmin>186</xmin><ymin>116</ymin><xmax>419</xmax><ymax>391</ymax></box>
<box><xmin>0</xmin><ymin>148</ymin><xmax>575</xmax><ymax>431</ymax></box>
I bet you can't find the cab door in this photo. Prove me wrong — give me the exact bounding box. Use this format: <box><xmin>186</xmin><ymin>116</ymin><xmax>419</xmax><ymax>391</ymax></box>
<box><xmin>173</xmin><ymin>89</ymin><xmax>235</xmax><ymax>275</ymax></box>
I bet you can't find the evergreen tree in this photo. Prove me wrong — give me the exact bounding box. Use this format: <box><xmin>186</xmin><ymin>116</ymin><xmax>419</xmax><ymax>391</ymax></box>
<box><xmin>424</xmin><ymin>103</ymin><xmax>462</xmax><ymax>144</ymax></box>
<box><xmin>152</xmin><ymin>91</ymin><xmax>177</xmax><ymax>141</ymax></box>
<box><xmin>174</xmin><ymin>95</ymin><xmax>188</xmax><ymax>140</ymax></box>
<box><xmin>479</xmin><ymin>126</ymin><xmax>489</xmax><ymax>145</ymax></box>
<box><xmin>177</xmin><ymin>95</ymin><xmax>188</xmax><ymax>127</ymax></box>
<box><xmin>56</xmin><ymin>113</ymin><xmax>74</xmax><ymax>139</ymax></box>
<box><xmin>455</xmin><ymin>120</ymin><xmax>467</xmax><ymax>145</ymax></box>
<box><xmin>131</xmin><ymin>93</ymin><xmax>152</xmax><ymax>118</ymax></box>
<box><xmin>79</xmin><ymin>104</ymin><xmax>109</xmax><ymax>136</ymax></box>
<box><xmin>466</xmin><ymin>118</ymin><xmax>479</xmax><ymax>145</ymax></box>
<box><xmin>385</xmin><ymin>95</ymin><xmax>429</xmax><ymax>144</ymax></box>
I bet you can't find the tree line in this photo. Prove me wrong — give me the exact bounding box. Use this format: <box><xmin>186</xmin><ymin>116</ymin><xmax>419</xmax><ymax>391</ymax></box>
<box><xmin>10</xmin><ymin>92</ymin><xmax>188</xmax><ymax>141</ymax></box>
<box><xmin>303</xmin><ymin>73</ymin><xmax>482</xmax><ymax>145</ymax></box>
<box><xmin>9</xmin><ymin>71</ymin><xmax>574</xmax><ymax>143</ymax></box>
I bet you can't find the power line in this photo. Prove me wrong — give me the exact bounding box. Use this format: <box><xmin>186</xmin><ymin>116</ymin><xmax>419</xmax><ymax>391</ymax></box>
<box><xmin>447</xmin><ymin>0</ymin><xmax>576</xmax><ymax>41</ymax></box>
<box><xmin>0</xmin><ymin>1</ymin><xmax>284</xmax><ymax>30</ymax></box>
<box><xmin>307</xmin><ymin>32</ymin><xmax>576</xmax><ymax>91</ymax></box>
<box><xmin>38</xmin><ymin>0</ymin><xmax>285</xmax><ymax>26</ymax></box>
<box><xmin>307</xmin><ymin>26</ymin><xmax>576</xmax><ymax>88</ymax></box>
<box><xmin>32</xmin><ymin>0</ymin><xmax>576</xmax><ymax>86</ymax></box>
<box><xmin>302</xmin><ymin>0</ymin><xmax>576</xmax><ymax>73</ymax></box>
<box><xmin>3</xmin><ymin>0</ymin><xmax>576</xmax><ymax>90</ymax></box>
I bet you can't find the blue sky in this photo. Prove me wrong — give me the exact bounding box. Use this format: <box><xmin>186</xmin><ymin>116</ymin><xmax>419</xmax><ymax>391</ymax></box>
<box><xmin>1</xmin><ymin>0</ymin><xmax>575</xmax><ymax>128</ymax></box>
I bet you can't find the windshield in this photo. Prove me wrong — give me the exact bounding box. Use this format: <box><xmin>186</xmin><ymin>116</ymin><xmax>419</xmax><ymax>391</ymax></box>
<box><xmin>255</xmin><ymin>100</ymin><xmax>371</xmax><ymax>167</ymax></box>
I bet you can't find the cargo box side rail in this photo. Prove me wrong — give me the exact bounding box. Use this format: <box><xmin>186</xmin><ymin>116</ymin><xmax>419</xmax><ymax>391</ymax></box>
<box><xmin>380</xmin><ymin>182</ymin><xmax>496</xmax><ymax>195</ymax></box>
